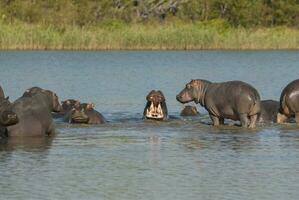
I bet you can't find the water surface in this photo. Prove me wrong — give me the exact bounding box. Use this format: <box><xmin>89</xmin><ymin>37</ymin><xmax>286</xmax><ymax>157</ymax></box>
<box><xmin>0</xmin><ymin>51</ymin><xmax>299</xmax><ymax>200</ymax></box>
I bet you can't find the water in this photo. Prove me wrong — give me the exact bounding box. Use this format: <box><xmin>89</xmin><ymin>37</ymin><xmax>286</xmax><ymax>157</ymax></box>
<box><xmin>0</xmin><ymin>51</ymin><xmax>299</xmax><ymax>200</ymax></box>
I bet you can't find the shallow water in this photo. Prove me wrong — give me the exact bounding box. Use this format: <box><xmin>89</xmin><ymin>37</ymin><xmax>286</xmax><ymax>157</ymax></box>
<box><xmin>0</xmin><ymin>51</ymin><xmax>299</xmax><ymax>200</ymax></box>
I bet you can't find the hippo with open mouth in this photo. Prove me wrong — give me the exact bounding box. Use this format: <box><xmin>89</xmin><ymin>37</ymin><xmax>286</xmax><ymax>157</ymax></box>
<box><xmin>143</xmin><ymin>90</ymin><xmax>168</xmax><ymax>120</ymax></box>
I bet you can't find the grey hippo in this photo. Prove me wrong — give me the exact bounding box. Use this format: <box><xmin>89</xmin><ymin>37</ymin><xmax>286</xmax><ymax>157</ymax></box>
<box><xmin>258</xmin><ymin>100</ymin><xmax>279</xmax><ymax>123</ymax></box>
<box><xmin>0</xmin><ymin>96</ymin><xmax>19</xmax><ymax>139</ymax></box>
<box><xmin>277</xmin><ymin>79</ymin><xmax>299</xmax><ymax>124</ymax></box>
<box><xmin>52</xmin><ymin>99</ymin><xmax>80</xmax><ymax>118</ymax></box>
<box><xmin>176</xmin><ymin>79</ymin><xmax>261</xmax><ymax>128</ymax></box>
<box><xmin>143</xmin><ymin>90</ymin><xmax>168</xmax><ymax>120</ymax></box>
<box><xmin>180</xmin><ymin>105</ymin><xmax>199</xmax><ymax>116</ymax></box>
<box><xmin>7</xmin><ymin>87</ymin><xmax>62</xmax><ymax>137</ymax></box>
<box><xmin>64</xmin><ymin>102</ymin><xmax>106</xmax><ymax>124</ymax></box>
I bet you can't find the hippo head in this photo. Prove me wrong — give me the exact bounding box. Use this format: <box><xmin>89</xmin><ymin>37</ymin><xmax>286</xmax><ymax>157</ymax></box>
<box><xmin>144</xmin><ymin>90</ymin><xmax>168</xmax><ymax>120</ymax></box>
<box><xmin>24</xmin><ymin>87</ymin><xmax>62</xmax><ymax>112</ymax></box>
<box><xmin>180</xmin><ymin>105</ymin><xmax>199</xmax><ymax>116</ymax></box>
<box><xmin>69</xmin><ymin>102</ymin><xmax>89</xmax><ymax>123</ymax></box>
<box><xmin>0</xmin><ymin>97</ymin><xmax>18</xmax><ymax>126</ymax></box>
<box><xmin>61</xmin><ymin>99</ymin><xmax>80</xmax><ymax>114</ymax></box>
<box><xmin>176</xmin><ymin>79</ymin><xmax>211</xmax><ymax>105</ymax></box>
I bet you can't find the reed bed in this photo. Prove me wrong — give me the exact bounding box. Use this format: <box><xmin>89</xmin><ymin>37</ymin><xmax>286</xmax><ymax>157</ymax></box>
<box><xmin>0</xmin><ymin>22</ymin><xmax>298</xmax><ymax>50</ymax></box>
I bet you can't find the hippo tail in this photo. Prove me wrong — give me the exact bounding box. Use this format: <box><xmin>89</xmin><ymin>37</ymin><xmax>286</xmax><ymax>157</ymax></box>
<box><xmin>249</xmin><ymin>94</ymin><xmax>261</xmax><ymax>116</ymax></box>
<box><xmin>279</xmin><ymin>94</ymin><xmax>289</xmax><ymax>114</ymax></box>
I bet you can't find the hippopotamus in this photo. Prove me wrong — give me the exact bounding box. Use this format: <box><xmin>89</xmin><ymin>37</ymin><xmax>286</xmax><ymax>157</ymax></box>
<box><xmin>7</xmin><ymin>87</ymin><xmax>62</xmax><ymax>137</ymax></box>
<box><xmin>0</xmin><ymin>97</ymin><xmax>19</xmax><ymax>139</ymax></box>
<box><xmin>143</xmin><ymin>90</ymin><xmax>168</xmax><ymax>120</ymax></box>
<box><xmin>64</xmin><ymin>102</ymin><xmax>106</xmax><ymax>124</ymax></box>
<box><xmin>176</xmin><ymin>80</ymin><xmax>261</xmax><ymax>128</ymax></box>
<box><xmin>258</xmin><ymin>100</ymin><xmax>279</xmax><ymax>123</ymax></box>
<box><xmin>0</xmin><ymin>86</ymin><xmax>4</xmax><ymax>99</ymax></box>
<box><xmin>180</xmin><ymin>105</ymin><xmax>199</xmax><ymax>116</ymax></box>
<box><xmin>0</xmin><ymin>97</ymin><xmax>18</xmax><ymax>126</ymax></box>
<box><xmin>52</xmin><ymin>99</ymin><xmax>80</xmax><ymax>118</ymax></box>
<box><xmin>277</xmin><ymin>79</ymin><xmax>299</xmax><ymax>124</ymax></box>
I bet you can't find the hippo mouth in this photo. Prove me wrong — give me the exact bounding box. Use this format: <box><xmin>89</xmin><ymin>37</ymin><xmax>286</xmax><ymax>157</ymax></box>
<box><xmin>71</xmin><ymin>116</ymin><xmax>89</xmax><ymax>123</ymax></box>
<box><xmin>145</xmin><ymin>102</ymin><xmax>164</xmax><ymax>119</ymax></box>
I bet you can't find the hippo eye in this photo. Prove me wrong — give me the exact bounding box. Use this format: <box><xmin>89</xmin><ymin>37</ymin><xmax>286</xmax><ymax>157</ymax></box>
<box><xmin>186</xmin><ymin>84</ymin><xmax>192</xmax><ymax>89</ymax></box>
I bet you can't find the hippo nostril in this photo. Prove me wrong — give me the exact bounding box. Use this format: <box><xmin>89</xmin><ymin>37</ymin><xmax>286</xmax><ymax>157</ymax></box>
<box><xmin>8</xmin><ymin>114</ymin><xmax>17</xmax><ymax>119</ymax></box>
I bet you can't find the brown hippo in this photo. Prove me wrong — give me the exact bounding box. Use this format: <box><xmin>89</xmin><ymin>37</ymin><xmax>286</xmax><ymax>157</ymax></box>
<box><xmin>277</xmin><ymin>79</ymin><xmax>299</xmax><ymax>124</ymax></box>
<box><xmin>143</xmin><ymin>90</ymin><xmax>168</xmax><ymax>120</ymax></box>
<box><xmin>258</xmin><ymin>100</ymin><xmax>279</xmax><ymax>123</ymax></box>
<box><xmin>64</xmin><ymin>102</ymin><xmax>106</xmax><ymax>124</ymax></box>
<box><xmin>176</xmin><ymin>80</ymin><xmax>261</xmax><ymax>128</ymax></box>
<box><xmin>7</xmin><ymin>87</ymin><xmax>62</xmax><ymax>137</ymax></box>
<box><xmin>0</xmin><ymin>97</ymin><xmax>19</xmax><ymax>139</ymax></box>
<box><xmin>180</xmin><ymin>105</ymin><xmax>199</xmax><ymax>116</ymax></box>
<box><xmin>52</xmin><ymin>99</ymin><xmax>80</xmax><ymax>118</ymax></box>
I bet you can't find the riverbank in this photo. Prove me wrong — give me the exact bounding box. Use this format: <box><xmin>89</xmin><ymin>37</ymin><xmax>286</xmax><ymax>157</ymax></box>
<box><xmin>0</xmin><ymin>21</ymin><xmax>298</xmax><ymax>50</ymax></box>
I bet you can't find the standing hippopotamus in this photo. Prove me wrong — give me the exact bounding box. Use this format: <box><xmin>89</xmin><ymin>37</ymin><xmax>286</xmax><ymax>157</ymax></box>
<box><xmin>143</xmin><ymin>90</ymin><xmax>168</xmax><ymax>120</ymax></box>
<box><xmin>7</xmin><ymin>87</ymin><xmax>62</xmax><ymax>137</ymax></box>
<box><xmin>180</xmin><ymin>105</ymin><xmax>199</xmax><ymax>116</ymax></box>
<box><xmin>258</xmin><ymin>100</ymin><xmax>279</xmax><ymax>123</ymax></box>
<box><xmin>277</xmin><ymin>79</ymin><xmax>299</xmax><ymax>124</ymax></box>
<box><xmin>176</xmin><ymin>80</ymin><xmax>261</xmax><ymax>128</ymax></box>
<box><xmin>64</xmin><ymin>102</ymin><xmax>106</xmax><ymax>124</ymax></box>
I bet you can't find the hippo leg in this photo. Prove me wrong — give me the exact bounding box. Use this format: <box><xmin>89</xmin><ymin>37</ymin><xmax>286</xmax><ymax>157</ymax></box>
<box><xmin>46</xmin><ymin>123</ymin><xmax>55</xmax><ymax>136</ymax></box>
<box><xmin>239</xmin><ymin>113</ymin><xmax>249</xmax><ymax>128</ymax></box>
<box><xmin>219</xmin><ymin>118</ymin><xmax>224</xmax><ymax>125</ymax></box>
<box><xmin>277</xmin><ymin>112</ymin><xmax>288</xmax><ymax>123</ymax></box>
<box><xmin>248</xmin><ymin>114</ymin><xmax>258</xmax><ymax>128</ymax></box>
<box><xmin>295</xmin><ymin>113</ymin><xmax>299</xmax><ymax>125</ymax></box>
<box><xmin>210</xmin><ymin>114</ymin><xmax>220</xmax><ymax>126</ymax></box>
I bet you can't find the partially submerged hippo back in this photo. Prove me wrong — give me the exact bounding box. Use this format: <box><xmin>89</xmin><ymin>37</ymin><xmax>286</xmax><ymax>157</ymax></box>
<box><xmin>143</xmin><ymin>90</ymin><xmax>168</xmax><ymax>120</ymax></box>
<box><xmin>277</xmin><ymin>79</ymin><xmax>299</xmax><ymax>124</ymax></box>
<box><xmin>259</xmin><ymin>100</ymin><xmax>279</xmax><ymax>123</ymax></box>
<box><xmin>7</xmin><ymin>87</ymin><xmax>62</xmax><ymax>137</ymax></box>
<box><xmin>176</xmin><ymin>79</ymin><xmax>261</xmax><ymax>128</ymax></box>
<box><xmin>180</xmin><ymin>105</ymin><xmax>199</xmax><ymax>116</ymax></box>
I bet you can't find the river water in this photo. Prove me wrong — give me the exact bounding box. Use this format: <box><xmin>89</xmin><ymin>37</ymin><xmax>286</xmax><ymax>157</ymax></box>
<box><xmin>0</xmin><ymin>51</ymin><xmax>299</xmax><ymax>200</ymax></box>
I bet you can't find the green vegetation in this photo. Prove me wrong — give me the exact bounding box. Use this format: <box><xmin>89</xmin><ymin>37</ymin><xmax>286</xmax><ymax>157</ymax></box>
<box><xmin>0</xmin><ymin>0</ymin><xmax>299</xmax><ymax>50</ymax></box>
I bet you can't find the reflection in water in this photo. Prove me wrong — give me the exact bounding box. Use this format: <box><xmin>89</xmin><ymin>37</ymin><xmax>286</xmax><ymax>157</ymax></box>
<box><xmin>0</xmin><ymin>136</ymin><xmax>54</xmax><ymax>152</ymax></box>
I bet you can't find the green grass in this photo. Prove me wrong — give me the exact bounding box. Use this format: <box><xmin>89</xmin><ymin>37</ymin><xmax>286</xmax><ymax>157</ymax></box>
<box><xmin>0</xmin><ymin>21</ymin><xmax>299</xmax><ymax>50</ymax></box>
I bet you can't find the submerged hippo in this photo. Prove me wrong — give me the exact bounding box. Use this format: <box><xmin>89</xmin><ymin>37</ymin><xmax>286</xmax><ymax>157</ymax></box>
<box><xmin>277</xmin><ymin>79</ymin><xmax>299</xmax><ymax>124</ymax></box>
<box><xmin>7</xmin><ymin>87</ymin><xmax>62</xmax><ymax>137</ymax></box>
<box><xmin>176</xmin><ymin>80</ymin><xmax>261</xmax><ymax>128</ymax></box>
<box><xmin>180</xmin><ymin>105</ymin><xmax>199</xmax><ymax>116</ymax></box>
<box><xmin>258</xmin><ymin>100</ymin><xmax>279</xmax><ymax>123</ymax></box>
<box><xmin>52</xmin><ymin>99</ymin><xmax>80</xmax><ymax>118</ymax></box>
<box><xmin>64</xmin><ymin>102</ymin><xmax>106</xmax><ymax>124</ymax></box>
<box><xmin>0</xmin><ymin>97</ymin><xmax>19</xmax><ymax>139</ymax></box>
<box><xmin>0</xmin><ymin>97</ymin><xmax>18</xmax><ymax>126</ymax></box>
<box><xmin>143</xmin><ymin>90</ymin><xmax>168</xmax><ymax>120</ymax></box>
